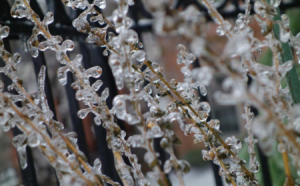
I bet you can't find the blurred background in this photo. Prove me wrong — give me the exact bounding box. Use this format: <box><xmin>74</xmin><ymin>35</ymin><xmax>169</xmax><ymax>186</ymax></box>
<box><xmin>1</xmin><ymin>0</ymin><xmax>300</xmax><ymax>186</ymax></box>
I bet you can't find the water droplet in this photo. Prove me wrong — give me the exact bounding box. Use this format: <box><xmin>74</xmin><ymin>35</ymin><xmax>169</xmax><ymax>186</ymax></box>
<box><xmin>103</xmin><ymin>48</ymin><xmax>108</xmax><ymax>56</ymax></box>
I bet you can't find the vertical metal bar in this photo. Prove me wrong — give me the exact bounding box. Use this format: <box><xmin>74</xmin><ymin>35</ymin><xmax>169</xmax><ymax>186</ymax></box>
<box><xmin>0</xmin><ymin>0</ymin><xmax>13</xmax><ymax>21</ymax></box>
<box><xmin>250</xmin><ymin>108</ymin><xmax>272</xmax><ymax>186</ymax></box>
<box><xmin>65</xmin><ymin>73</ymin><xmax>90</xmax><ymax>161</ymax></box>
<box><xmin>0</xmin><ymin>39</ymin><xmax>38</xmax><ymax>186</ymax></box>
<box><xmin>257</xmin><ymin>145</ymin><xmax>272</xmax><ymax>186</ymax></box>
<box><xmin>44</xmin><ymin>0</ymin><xmax>91</xmax><ymax>160</ymax></box>
<box><xmin>79</xmin><ymin>42</ymin><xmax>121</xmax><ymax>183</ymax></box>
<box><xmin>248</xmin><ymin>76</ymin><xmax>272</xmax><ymax>186</ymax></box>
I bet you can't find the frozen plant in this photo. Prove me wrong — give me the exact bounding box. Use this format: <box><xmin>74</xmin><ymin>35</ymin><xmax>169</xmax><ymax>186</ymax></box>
<box><xmin>0</xmin><ymin>0</ymin><xmax>300</xmax><ymax>186</ymax></box>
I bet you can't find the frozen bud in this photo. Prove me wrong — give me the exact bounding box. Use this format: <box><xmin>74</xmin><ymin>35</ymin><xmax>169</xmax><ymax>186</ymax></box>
<box><xmin>160</xmin><ymin>137</ymin><xmax>170</xmax><ymax>149</ymax></box>
<box><xmin>27</xmin><ymin>132</ymin><xmax>40</xmax><ymax>147</ymax></box>
<box><xmin>73</xmin><ymin>15</ymin><xmax>90</xmax><ymax>33</ymax></box>
<box><xmin>163</xmin><ymin>159</ymin><xmax>173</xmax><ymax>173</ymax></box>
<box><xmin>170</xmin><ymin>79</ymin><xmax>178</xmax><ymax>89</ymax></box>
<box><xmin>13</xmin><ymin>53</ymin><xmax>21</xmax><ymax>64</ymax></box>
<box><xmin>131</xmin><ymin>50</ymin><xmax>146</xmax><ymax>64</ymax></box>
<box><xmin>194</xmin><ymin>134</ymin><xmax>205</xmax><ymax>144</ymax></box>
<box><xmin>270</xmin><ymin>0</ymin><xmax>281</xmax><ymax>7</ymax></box>
<box><xmin>167</xmin><ymin>102</ymin><xmax>176</xmax><ymax>112</ymax></box>
<box><xmin>250</xmin><ymin>161</ymin><xmax>260</xmax><ymax>173</ymax></box>
<box><xmin>128</xmin><ymin>135</ymin><xmax>143</xmax><ymax>148</ymax></box>
<box><xmin>225</xmin><ymin>136</ymin><xmax>242</xmax><ymax>150</ymax></box>
<box><xmin>138</xmin><ymin>179</ymin><xmax>150</xmax><ymax>186</ymax></box>
<box><xmin>192</xmin><ymin>67</ymin><xmax>213</xmax><ymax>86</ymax></box>
<box><xmin>57</xmin><ymin>66</ymin><xmax>70</xmax><ymax>85</ymax></box>
<box><xmin>254</xmin><ymin>1</ymin><xmax>266</xmax><ymax>15</ymax></box>
<box><xmin>62</xmin><ymin>40</ymin><xmax>74</xmax><ymax>51</ymax></box>
<box><xmin>0</xmin><ymin>26</ymin><xmax>10</xmax><ymax>39</ymax></box>
<box><xmin>197</xmin><ymin>102</ymin><xmax>210</xmax><ymax>122</ymax></box>
<box><xmin>151</xmin><ymin>62</ymin><xmax>162</xmax><ymax>72</ymax></box>
<box><xmin>202</xmin><ymin>150</ymin><xmax>215</xmax><ymax>161</ymax></box>
<box><xmin>12</xmin><ymin>134</ymin><xmax>28</xmax><ymax>169</ymax></box>
<box><xmin>281</xmin><ymin>14</ymin><xmax>290</xmax><ymax>28</ymax></box>
<box><xmin>223</xmin><ymin>32</ymin><xmax>251</xmax><ymax>58</ymax></box>
<box><xmin>144</xmin><ymin>152</ymin><xmax>155</xmax><ymax>165</ymax></box>
<box><xmin>94</xmin><ymin>116</ymin><xmax>102</xmax><ymax>126</ymax></box>
<box><xmin>277</xmin><ymin>143</ymin><xmax>286</xmax><ymax>153</ymax></box>
<box><xmin>190</xmin><ymin>37</ymin><xmax>205</xmax><ymax>57</ymax></box>
<box><xmin>123</xmin><ymin>29</ymin><xmax>138</xmax><ymax>44</ymax></box>
<box><xmin>216</xmin><ymin>148</ymin><xmax>228</xmax><ymax>159</ymax></box>
<box><xmin>178</xmin><ymin>160</ymin><xmax>190</xmax><ymax>174</ymax></box>
<box><xmin>101</xmin><ymin>87</ymin><xmax>109</xmax><ymax>100</ymax></box>
<box><xmin>77</xmin><ymin>108</ymin><xmax>91</xmax><ymax>119</ymax></box>
<box><xmin>191</xmin><ymin>126</ymin><xmax>201</xmax><ymax>134</ymax></box>
<box><xmin>43</xmin><ymin>12</ymin><xmax>54</xmax><ymax>25</ymax></box>
<box><xmin>93</xmin><ymin>158</ymin><xmax>102</xmax><ymax>174</ymax></box>
<box><xmin>177</xmin><ymin>44</ymin><xmax>186</xmax><ymax>51</ymax></box>
<box><xmin>92</xmin><ymin>80</ymin><xmax>103</xmax><ymax>91</ymax></box>
<box><xmin>84</xmin><ymin>66</ymin><xmax>102</xmax><ymax>79</ymax></box>
<box><xmin>199</xmin><ymin>102</ymin><xmax>211</xmax><ymax>113</ymax></box>
<box><xmin>66</xmin><ymin>132</ymin><xmax>78</xmax><ymax>144</ymax></box>
<box><xmin>94</xmin><ymin>0</ymin><xmax>106</xmax><ymax>9</ymax></box>
<box><xmin>148</xmin><ymin>125</ymin><xmax>164</xmax><ymax>138</ymax></box>
<box><xmin>216</xmin><ymin>21</ymin><xmax>231</xmax><ymax>36</ymax></box>
<box><xmin>186</xmin><ymin>53</ymin><xmax>196</xmax><ymax>64</ymax></box>
<box><xmin>208</xmin><ymin>119</ymin><xmax>220</xmax><ymax>130</ymax></box>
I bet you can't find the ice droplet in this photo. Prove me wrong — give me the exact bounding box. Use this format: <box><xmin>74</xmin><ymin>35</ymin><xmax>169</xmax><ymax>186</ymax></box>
<box><xmin>94</xmin><ymin>116</ymin><xmax>102</xmax><ymax>126</ymax></box>
<box><xmin>57</xmin><ymin>66</ymin><xmax>70</xmax><ymax>85</ymax></box>
<box><xmin>92</xmin><ymin>80</ymin><xmax>103</xmax><ymax>91</ymax></box>
<box><xmin>163</xmin><ymin>160</ymin><xmax>172</xmax><ymax>173</ymax></box>
<box><xmin>12</xmin><ymin>134</ymin><xmax>28</xmax><ymax>169</ymax></box>
<box><xmin>77</xmin><ymin>108</ymin><xmax>91</xmax><ymax>119</ymax></box>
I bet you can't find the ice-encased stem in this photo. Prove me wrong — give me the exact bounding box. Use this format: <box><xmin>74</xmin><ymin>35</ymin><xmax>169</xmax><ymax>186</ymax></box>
<box><xmin>1</xmin><ymin>94</ymin><xmax>94</xmax><ymax>185</ymax></box>
<box><xmin>143</xmin><ymin>61</ymin><xmax>256</xmax><ymax>182</ymax></box>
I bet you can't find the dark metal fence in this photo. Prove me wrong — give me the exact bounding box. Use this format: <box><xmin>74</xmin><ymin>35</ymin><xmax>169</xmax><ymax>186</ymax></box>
<box><xmin>0</xmin><ymin>0</ymin><xmax>299</xmax><ymax>185</ymax></box>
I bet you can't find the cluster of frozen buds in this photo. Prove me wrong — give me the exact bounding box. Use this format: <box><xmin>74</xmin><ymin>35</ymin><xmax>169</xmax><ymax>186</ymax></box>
<box><xmin>0</xmin><ymin>24</ymin><xmax>119</xmax><ymax>185</ymax></box>
<box><xmin>133</xmin><ymin>0</ymin><xmax>300</xmax><ymax>185</ymax></box>
<box><xmin>5</xmin><ymin>0</ymin><xmax>260</xmax><ymax>186</ymax></box>
<box><xmin>3</xmin><ymin>0</ymin><xmax>300</xmax><ymax>185</ymax></box>
<box><xmin>8</xmin><ymin>0</ymin><xmax>148</xmax><ymax>186</ymax></box>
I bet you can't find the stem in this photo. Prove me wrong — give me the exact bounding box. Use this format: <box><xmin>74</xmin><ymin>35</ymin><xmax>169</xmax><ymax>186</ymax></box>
<box><xmin>19</xmin><ymin>1</ymin><xmax>141</xmax><ymax>185</ymax></box>
<box><xmin>198</xmin><ymin>0</ymin><xmax>232</xmax><ymax>37</ymax></box>
<box><xmin>127</xmin><ymin>50</ymin><xmax>169</xmax><ymax>185</ymax></box>
<box><xmin>140</xmin><ymin>114</ymin><xmax>170</xmax><ymax>186</ymax></box>
<box><xmin>113</xmin><ymin>151</ymin><xmax>131</xmax><ymax>186</ymax></box>
<box><xmin>3</xmin><ymin>95</ymin><xmax>95</xmax><ymax>186</ymax></box>
<box><xmin>142</xmin><ymin>61</ymin><xmax>255</xmax><ymax>181</ymax></box>
<box><xmin>153</xmin><ymin>77</ymin><xmax>237</xmax><ymax>186</ymax></box>
<box><xmin>0</xmin><ymin>51</ymin><xmax>106</xmax><ymax>186</ymax></box>
<box><xmin>280</xmin><ymin>143</ymin><xmax>294</xmax><ymax>186</ymax></box>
